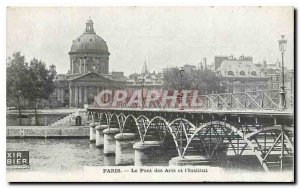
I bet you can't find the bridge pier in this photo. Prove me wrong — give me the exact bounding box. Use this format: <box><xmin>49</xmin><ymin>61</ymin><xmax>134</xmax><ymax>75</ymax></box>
<box><xmin>89</xmin><ymin>123</ymin><xmax>97</xmax><ymax>142</ymax></box>
<box><xmin>103</xmin><ymin>128</ymin><xmax>120</xmax><ymax>155</ymax></box>
<box><xmin>103</xmin><ymin>155</ymin><xmax>115</xmax><ymax>166</ymax></box>
<box><xmin>133</xmin><ymin>141</ymin><xmax>163</xmax><ymax>166</ymax></box>
<box><xmin>95</xmin><ymin>125</ymin><xmax>108</xmax><ymax>147</ymax></box>
<box><xmin>115</xmin><ymin>133</ymin><xmax>138</xmax><ymax>165</ymax></box>
<box><xmin>169</xmin><ymin>156</ymin><xmax>211</xmax><ymax>166</ymax></box>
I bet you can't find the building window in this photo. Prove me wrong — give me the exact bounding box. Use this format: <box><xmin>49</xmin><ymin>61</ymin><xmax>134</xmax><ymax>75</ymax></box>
<box><xmin>227</xmin><ymin>71</ymin><xmax>234</xmax><ymax>76</ymax></box>
<box><xmin>239</xmin><ymin>71</ymin><xmax>245</xmax><ymax>76</ymax></box>
<box><xmin>65</xmin><ymin>89</ymin><xmax>69</xmax><ymax>94</ymax></box>
<box><xmin>251</xmin><ymin>71</ymin><xmax>257</xmax><ymax>76</ymax></box>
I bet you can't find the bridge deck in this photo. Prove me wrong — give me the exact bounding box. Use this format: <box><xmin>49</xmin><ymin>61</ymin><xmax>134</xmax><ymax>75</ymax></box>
<box><xmin>87</xmin><ymin>107</ymin><xmax>294</xmax><ymax>117</ymax></box>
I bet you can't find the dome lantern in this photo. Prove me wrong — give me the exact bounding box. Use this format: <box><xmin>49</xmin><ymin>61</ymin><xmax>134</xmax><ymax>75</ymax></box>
<box><xmin>85</xmin><ymin>18</ymin><xmax>95</xmax><ymax>34</ymax></box>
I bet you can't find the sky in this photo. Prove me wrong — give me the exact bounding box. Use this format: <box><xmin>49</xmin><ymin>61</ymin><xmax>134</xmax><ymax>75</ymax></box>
<box><xmin>7</xmin><ymin>7</ymin><xmax>294</xmax><ymax>76</ymax></box>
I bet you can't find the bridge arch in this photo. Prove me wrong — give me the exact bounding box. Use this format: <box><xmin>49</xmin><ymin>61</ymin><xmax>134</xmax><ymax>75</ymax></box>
<box><xmin>100</xmin><ymin>112</ymin><xmax>110</xmax><ymax>126</ymax></box>
<box><xmin>117</xmin><ymin>113</ymin><xmax>127</xmax><ymax>130</ymax></box>
<box><xmin>120</xmin><ymin>114</ymin><xmax>144</xmax><ymax>140</ymax></box>
<box><xmin>142</xmin><ymin>116</ymin><xmax>170</xmax><ymax>142</ymax></box>
<box><xmin>135</xmin><ymin>115</ymin><xmax>151</xmax><ymax>142</ymax></box>
<box><xmin>109</xmin><ymin>113</ymin><xmax>120</xmax><ymax>128</ymax></box>
<box><xmin>121</xmin><ymin>114</ymin><xmax>137</xmax><ymax>130</ymax></box>
<box><xmin>183</xmin><ymin>121</ymin><xmax>240</xmax><ymax>157</ymax></box>
<box><xmin>166</xmin><ymin>118</ymin><xmax>197</xmax><ymax>157</ymax></box>
<box><xmin>182</xmin><ymin>121</ymin><xmax>294</xmax><ymax>172</ymax></box>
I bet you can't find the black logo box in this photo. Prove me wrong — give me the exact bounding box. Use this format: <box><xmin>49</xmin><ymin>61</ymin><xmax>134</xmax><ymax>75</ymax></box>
<box><xmin>6</xmin><ymin>151</ymin><xmax>29</xmax><ymax>166</ymax></box>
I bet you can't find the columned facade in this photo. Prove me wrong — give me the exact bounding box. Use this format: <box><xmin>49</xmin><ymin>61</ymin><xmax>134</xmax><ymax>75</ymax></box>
<box><xmin>67</xmin><ymin>74</ymin><xmax>124</xmax><ymax>107</ymax></box>
<box><xmin>84</xmin><ymin>86</ymin><xmax>88</xmax><ymax>104</ymax></box>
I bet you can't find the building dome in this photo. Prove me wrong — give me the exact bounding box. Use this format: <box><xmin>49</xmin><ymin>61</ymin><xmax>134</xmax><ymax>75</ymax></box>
<box><xmin>69</xmin><ymin>19</ymin><xmax>110</xmax><ymax>55</ymax></box>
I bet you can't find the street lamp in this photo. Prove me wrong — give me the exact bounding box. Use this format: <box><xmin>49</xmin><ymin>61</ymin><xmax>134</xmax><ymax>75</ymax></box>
<box><xmin>179</xmin><ymin>67</ymin><xmax>184</xmax><ymax>110</ymax></box>
<box><xmin>141</xmin><ymin>78</ymin><xmax>145</xmax><ymax>109</ymax></box>
<box><xmin>179</xmin><ymin>67</ymin><xmax>185</xmax><ymax>158</ymax></box>
<box><xmin>278</xmin><ymin>35</ymin><xmax>287</xmax><ymax>109</ymax></box>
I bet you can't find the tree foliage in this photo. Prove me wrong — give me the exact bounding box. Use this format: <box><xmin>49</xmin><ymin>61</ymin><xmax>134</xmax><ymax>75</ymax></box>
<box><xmin>7</xmin><ymin>52</ymin><xmax>55</xmax><ymax>108</ymax></box>
<box><xmin>6</xmin><ymin>52</ymin><xmax>28</xmax><ymax>107</ymax></box>
<box><xmin>163</xmin><ymin>66</ymin><xmax>225</xmax><ymax>94</ymax></box>
<box><xmin>26</xmin><ymin>58</ymin><xmax>55</xmax><ymax>103</ymax></box>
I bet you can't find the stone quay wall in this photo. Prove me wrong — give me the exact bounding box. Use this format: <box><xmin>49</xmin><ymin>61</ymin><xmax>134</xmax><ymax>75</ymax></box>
<box><xmin>6</xmin><ymin>126</ymin><xmax>89</xmax><ymax>138</ymax></box>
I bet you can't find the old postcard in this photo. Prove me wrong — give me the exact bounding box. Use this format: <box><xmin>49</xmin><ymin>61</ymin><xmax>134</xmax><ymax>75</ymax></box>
<box><xmin>6</xmin><ymin>7</ymin><xmax>294</xmax><ymax>182</ymax></box>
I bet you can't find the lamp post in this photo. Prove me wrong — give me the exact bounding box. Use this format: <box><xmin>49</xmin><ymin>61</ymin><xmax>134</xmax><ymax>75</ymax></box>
<box><xmin>278</xmin><ymin>35</ymin><xmax>288</xmax><ymax>171</ymax></box>
<box><xmin>141</xmin><ymin>78</ymin><xmax>145</xmax><ymax>109</ymax></box>
<box><xmin>179</xmin><ymin>67</ymin><xmax>184</xmax><ymax>110</ymax></box>
<box><xmin>278</xmin><ymin>35</ymin><xmax>287</xmax><ymax>109</ymax></box>
<box><xmin>179</xmin><ymin>67</ymin><xmax>184</xmax><ymax>157</ymax></box>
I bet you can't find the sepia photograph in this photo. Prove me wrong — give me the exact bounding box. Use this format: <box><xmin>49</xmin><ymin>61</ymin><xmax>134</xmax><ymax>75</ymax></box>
<box><xmin>5</xmin><ymin>6</ymin><xmax>295</xmax><ymax>182</ymax></box>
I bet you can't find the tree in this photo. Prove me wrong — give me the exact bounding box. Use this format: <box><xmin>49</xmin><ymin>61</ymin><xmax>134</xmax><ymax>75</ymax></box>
<box><xmin>7</xmin><ymin>52</ymin><xmax>28</xmax><ymax>125</ymax></box>
<box><xmin>26</xmin><ymin>58</ymin><xmax>55</xmax><ymax>125</ymax></box>
<box><xmin>7</xmin><ymin>52</ymin><xmax>55</xmax><ymax>125</ymax></box>
<box><xmin>163</xmin><ymin>66</ymin><xmax>225</xmax><ymax>94</ymax></box>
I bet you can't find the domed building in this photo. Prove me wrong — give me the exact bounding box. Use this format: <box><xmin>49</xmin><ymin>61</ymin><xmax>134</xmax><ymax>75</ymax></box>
<box><xmin>69</xmin><ymin>18</ymin><xmax>110</xmax><ymax>75</ymax></box>
<box><xmin>51</xmin><ymin>18</ymin><xmax>125</xmax><ymax>108</ymax></box>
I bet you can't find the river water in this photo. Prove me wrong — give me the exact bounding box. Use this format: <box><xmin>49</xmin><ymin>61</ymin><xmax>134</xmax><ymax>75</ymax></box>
<box><xmin>7</xmin><ymin>138</ymin><xmax>265</xmax><ymax>173</ymax></box>
<box><xmin>7</xmin><ymin>138</ymin><xmax>110</xmax><ymax>172</ymax></box>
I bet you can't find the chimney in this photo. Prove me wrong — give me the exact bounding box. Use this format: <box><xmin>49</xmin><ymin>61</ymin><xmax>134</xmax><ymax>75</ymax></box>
<box><xmin>203</xmin><ymin>57</ymin><xmax>207</xmax><ymax>69</ymax></box>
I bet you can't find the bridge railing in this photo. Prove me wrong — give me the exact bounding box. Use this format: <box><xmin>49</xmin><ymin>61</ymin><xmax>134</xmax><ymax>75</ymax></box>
<box><xmin>196</xmin><ymin>90</ymin><xmax>281</xmax><ymax>111</ymax></box>
<box><xmin>89</xmin><ymin>89</ymin><xmax>293</xmax><ymax>111</ymax></box>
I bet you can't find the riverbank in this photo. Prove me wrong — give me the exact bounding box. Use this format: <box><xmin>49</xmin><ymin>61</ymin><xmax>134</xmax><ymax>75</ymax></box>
<box><xmin>7</xmin><ymin>108</ymin><xmax>79</xmax><ymax>115</ymax></box>
<box><xmin>7</xmin><ymin>108</ymin><xmax>88</xmax><ymax>127</ymax></box>
<box><xmin>6</xmin><ymin>126</ymin><xmax>89</xmax><ymax>138</ymax></box>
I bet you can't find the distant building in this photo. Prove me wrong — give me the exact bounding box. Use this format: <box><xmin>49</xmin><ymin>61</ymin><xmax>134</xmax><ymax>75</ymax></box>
<box><xmin>256</xmin><ymin>60</ymin><xmax>294</xmax><ymax>104</ymax></box>
<box><xmin>215</xmin><ymin>55</ymin><xmax>267</xmax><ymax>93</ymax></box>
<box><xmin>182</xmin><ymin>64</ymin><xmax>197</xmax><ymax>75</ymax></box>
<box><xmin>126</xmin><ymin>61</ymin><xmax>164</xmax><ymax>91</ymax></box>
<box><xmin>109</xmin><ymin>71</ymin><xmax>127</xmax><ymax>82</ymax></box>
<box><xmin>285</xmin><ymin>69</ymin><xmax>294</xmax><ymax>107</ymax></box>
<box><xmin>50</xmin><ymin>18</ymin><xmax>125</xmax><ymax>108</ymax></box>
